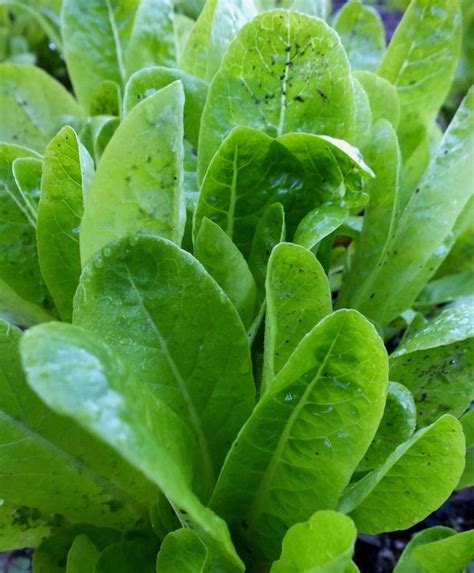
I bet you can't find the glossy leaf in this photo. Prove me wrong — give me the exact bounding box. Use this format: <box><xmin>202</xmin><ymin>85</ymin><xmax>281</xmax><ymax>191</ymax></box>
<box><xmin>339</xmin><ymin>415</ymin><xmax>465</xmax><ymax>533</ymax></box>
<box><xmin>0</xmin><ymin>63</ymin><xmax>83</xmax><ymax>152</ymax></box>
<box><xmin>80</xmin><ymin>82</ymin><xmax>185</xmax><ymax>265</ymax></box>
<box><xmin>66</xmin><ymin>534</ymin><xmax>100</xmax><ymax>573</ymax></box>
<box><xmin>390</xmin><ymin>305</ymin><xmax>474</xmax><ymax>426</ymax></box>
<box><xmin>195</xmin><ymin>218</ymin><xmax>257</xmax><ymax>328</ymax></box>
<box><xmin>123</xmin><ymin>66</ymin><xmax>208</xmax><ymax>147</ymax></box>
<box><xmin>294</xmin><ymin>203</ymin><xmax>349</xmax><ymax>251</ymax></box>
<box><xmin>156</xmin><ymin>529</ymin><xmax>209</xmax><ymax>573</ymax></box>
<box><xmin>271</xmin><ymin>510</ymin><xmax>356</xmax><ymax>573</ymax></box>
<box><xmin>333</xmin><ymin>1</ymin><xmax>386</xmax><ymax>72</ymax></box>
<box><xmin>198</xmin><ymin>10</ymin><xmax>355</xmax><ymax>179</ymax></box>
<box><xmin>211</xmin><ymin>309</ymin><xmax>388</xmax><ymax>560</ymax></box>
<box><xmin>263</xmin><ymin>243</ymin><xmax>332</xmax><ymax>391</ymax></box>
<box><xmin>21</xmin><ymin>321</ymin><xmax>244</xmax><ymax>571</ymax></box>
<box><xmin>37</xmin><ymin>126</ymin><xmax>94</xmax><ymax>321</ymax></box>
<box><xmin>356</xmin><ymin>382</ymin><xmax>416</xmax><ymax>473</ymax></box>
<box><xmin>74</xmin><ymin>235</ymin><xmax>255</xmax><ymax>491</ymax></box>
<box><xmin>179</xmin><ymin>0</ymin><xmax>257</xmax><ymax>81</ymax></box>
<box><xmin>457</xmin><ymin>410</ymin><xmax>474</xmax><ymax>490</ymax></box>
<box><xmin>353</xmin><ymin>71</ymin><xmax>400</xmax><ymax>129</ymax></box>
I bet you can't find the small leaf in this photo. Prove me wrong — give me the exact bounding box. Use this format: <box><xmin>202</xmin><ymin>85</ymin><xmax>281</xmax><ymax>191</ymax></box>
<box><xmin>89</xmin><ymin>81</ymin><xmax>121</xmax><ymax>117</ymax></box>
<box><xmin>353</xmin><ymin>71</ymin><xmax>400</xmax><ymax>129</ymax></box>
<box><xmin>294</xmin><ymin>203</ymin><xmax>349</xmax><ymax>251</ymax></box>
<box><xmin>66</xmin><ymin>534</ymin><xmax>100</xmax><ymax>573</ymax></box>
<box><xmin>12</xmin><ymin>156</ymin><xmax>42</xmax><ymax>222</ymax></box>
<box><xmin>156</xmin><ymin>529</ymin><xmax>209</xmax><ymax>573</ymax></box>
<box><xmin>457</xmin><ymin>410</ymin><xmax>474</xmax><ymax>490</ymax></box>
<box><xmin>94</xmin><ymin>540</ymin><xmax>157</xmax><ymax>573</ymax></box>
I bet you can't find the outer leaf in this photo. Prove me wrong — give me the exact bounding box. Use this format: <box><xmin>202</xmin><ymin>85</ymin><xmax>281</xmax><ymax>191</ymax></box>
<box><xmin>123</xmin><ymin>66</ymin><xmax>208</xmax><ymax>147</ymax></box>
<box><xmin>342</xmin><ymin>89</ymin><xmax>474</xmax><ymax>326</ymax></box>
<box><xmin>339</xmin><ymin>415</ymin><xmax>465</xmax><ymax>533</ymax></box>
<box><xmin>66</xmin><ymin>534</ymin><xmax>100</xmax><ymax>573</ymax></box>
<box><xmin>294</xmin><ymin>203</ymin><xmax>349</xmax><ymax>251</ymax></box>
<box><xmin>0</xmin><ymin>144</ymin><xmax>55</xmax><ymax>320</ymax></box>
<box><xmin>94</xmin><ymin>540</ymin><xmax>157</xmax><ymax>573</ymax></box>
<box><xmin>61</xmin><ymin>0</ymin><xmax>139</xmax><ymax>111</ymax></box>
<box><xmin>37</xmin><ymin>126</ymin><xmax>94</xmax><ymax>322</ymax></box>
<box><xmin>198</xmin><ymin>10</ymin><xmax>355</xmax><ymax>180</ymax></box>
<box><xmin>210</xmin><ymin>309</ymin><xmax>388</xmax><ymax>560</ymax></box>
<box><xmin>457</xmin><ymin>409</ymin><xmax>474</xmax><ymax>489</ymax></box>
<box><xmin>394</xmin><ymin>527</ymin><xmax>474</xmax><ymax>573</ymax></box>
<box><xmin>256</xmin><ymin>0</ymin><xmax>331</xmax><ymax>19</ymax></box>
<box><xmin>156</xmin><ymin>529</ymin><xmax>209</xmax><ymax>573</ymax></box>
<box><xmin>333</xmin><ymin>1</ymin><xmax>386</xmax><ymax>72</ymax></box>
<box><xmin>390</xmin><ymin>305</ymin><xmax>474</xmax><ymax>426</ymax></box>
<box><xmin>0</xmin><ymin>502</ymin><xmax>56</xmax><ymax>551</ymax></box>
<box><xmin>179</xmin><ymin>0</ymin><xmax>257</xmax><ymax>81</ymax></box>
<box><xmin>124</xmin><ymin>0</ymin><xmax>176</xmax><ymax>76</ymax></box>
<box><xmin>0</xmin><ymin>63</ymin><xmax>83</xmax><ymax>152</ymax></box>
<box><xmin>356</xmin><ymin>382</ymin><xmax>416</xmax><ymax>473</ymax></box>
<box><xmin>80</xmin><ymin>82</ymin><xmax>185</xmax><ymax>265</ymax></box>
<box><xmin>378</xmin><ymin>0</ymin><xmax>462</xmax><ymax>154</ymax></box>
<box><xmin>195</xmin><ymin>218</ymin><xmax>256</xmax><ymax>328</ymax></box>
<box><xmin>262</xmin><ymin>243</ymin><xmax>332</xmax><ymax>391</ymax></box>
<box><xmin>74</xmin><ymin>235</ymin><xmax>255</xmax><ymax>492</ymax></box>
<box><xmin>22</xmin><ymin>321</ymin><xmax>244</xmax><ymax>571</ymax></box>
<box><xmin>353</xmin><ymin>71</ymin><xmax>400</xmax><ymax>129</ymax></box>
<box><xmin>271</xmin><ymin>510</ymin><xmax>356</xmax><ymax>573</ymax></box>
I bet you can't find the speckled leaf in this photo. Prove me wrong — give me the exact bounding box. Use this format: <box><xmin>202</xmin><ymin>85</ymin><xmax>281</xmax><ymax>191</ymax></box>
<box><xmin>94</xmin><ymin>540</ymin><xmax>157</xmax><ymax>573</ymax></box>
<box><xmin>180</xmin><ymin>0</ymin><xmax>257</xmax><ymax>81</ymax></box>
<box><xmin>22</xmin><ymin>321</ymin><xmax>244</xmax><ymax>571</ymax></box>
<box><xmin>378</xmin><ymin>0</ymin><xmax>462</xmax><ymax>155</ymax></box>
<box><xmin>195</xmin><ymin>218</ymin><xmax>256</xmax><ymax>328</ymax></box>
<box><xmin>342</xmin><ymin>89</ymin><xmax>474</xmax><ymax>326</ymax></box>
<box><xmin>0</xmin><ymin>63</ymin><xmax>83</xmax><ymax>152</ymax></box>
<box><xmin>262</xmin><ymin>243</ymin><xmax>332</xmax><ymax>391</ymax></box>
<box><xmin>37</xmin><ymin>126</ymin><xmax>94</xmax><ymax>322</ymax></box>
<box><xmin>156</xmin><ymin>529</ymin><xmax>210</xmax><ymax>572</ymax></box>
<box><xmin>80</xmin><ymin>82</ymin><xmax>185</xmax><ymax>265</ymax></box>
<box><xmin>339</xmin><ymin>415</ymin><xmax>465</xmax><ymax>533</ymax></box>
<box><xmin>0</xmin><ymin>501</ymin><xmax>55</xmax><ymax>551</ymax></box>
<box><xmin>457</xmin><ymin>410</ymin><xmax>474</xmax><ymax>490</ymax></box>
<box><xmin>198</xmin><ymin>10</ymin><xmax>355</xmax><ymax>180</ymax></box>
<box><xmin>394</xmin><ymin>527</ymin><xmax>474</xmax><ymax>573</ymax></box>
<box><xmin>124</xmin><ymin>0</ymin><xmax>176</xmax><ymax>77</ymax></box>
<box><xmin>210</xmin><ymin>309</ymin><xmax>388</xmax><ymax>560</ymax></box>
<box><xmin>123</xmin><ymin>66</ymin><xmax>208</xmax><ymax>147</ymax></box>
<box><xmin>0</xmin><ymin>143</ymin><xmax>55</xmax><ymax>321</ymax></box>
<box><xmin>0</xmin><ymin>320</ymin><xmax>154</xmax><ymax>532</ymax></box>
<box><xmin>356</xmin><ymin>382</ymin><xmax>416</xmax><ymax>473</ymax></box>
<box><xmin>353</xmin><ymin>71</ymin><xmax>399</xmax><ymax>129</ymax></box>
<box><xmin>61</xmin><ymin>0</ymin><xmax>139</xmax><ymax>112</ymax></box>
<box><xmin>390</xmin><ymin>305</ymin><xmax>474</xmax><ymax>427</ymax></box>
<box><xmin>271</xmin><ymin>511</ymin><xmax>356</xmax><ymax>573</ymax></box>
<box><xmin>12</xmin><ymin>156</ymin><xmax>42</xmax><ymax>222</ymax></box>
<box><xmin>74</xmin><ymin>235</ymin><xmax>255</xmax><ymax>494</ymax></box>
<box><xmin>66</xmin><ymin>535</ymin><xmax>100</xmax><ymax>573</ymax></box>
<box><xmin>333</xmin><ymin>1</ymin><xmax>385</xmax><ymax>72</ymax></box>
<box><xmin>295</xmin><ymin>203</ymin><xmax>349</xmax><ymax>251</ymax></box>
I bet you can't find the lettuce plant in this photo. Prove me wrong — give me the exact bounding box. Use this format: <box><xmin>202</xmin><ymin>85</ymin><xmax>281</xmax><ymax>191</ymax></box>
<box><xmin>0</xmin><ymin>0</ymin><xmax>473</xmax><ymax>571</ymax></box>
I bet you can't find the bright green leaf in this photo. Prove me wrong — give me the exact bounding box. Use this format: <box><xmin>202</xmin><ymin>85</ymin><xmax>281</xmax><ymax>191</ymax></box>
<box><xmin>12</xmin><ymin>156</ymin><xmax>42</xmax><ymax>223</ymax></box>
<box><xmin>294</xmin><ymin>203</ymin><xmax>349</xmax><ymax>251</ymax></box>
<box><xmin>353</xmin><ymin>71</ymin><xmax>400</xmax><ymax>129</ymax></box>
<box><xmin>457</xmin><ymin>409</ymin><xmax>474</xmax><ymax>490</ymax></box>
<box><xmin>156</xmin><ymin>529</ymin><xmax>209</xmax><ymax>573</ymax></box>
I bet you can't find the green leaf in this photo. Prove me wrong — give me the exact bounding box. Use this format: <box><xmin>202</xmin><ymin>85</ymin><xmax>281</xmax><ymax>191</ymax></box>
<box><xmin>333</xmin><ymin>1</ymin><xmax>386</xmax><ymax>72</ymax></box>
<box><xmin>66</xmin><ymin>534</ymin><xmax>100</xmax><ymax>573</ymax></box>
<box><xmin>0</xmin><ymin>1</ymin><xmax>62</xmax><ymax>49</ymax></box>
<box><xmin>124</xmin><ymin>0</ymin><xmax>176</xmax><ymax>77</ymax></box>
<box><xmin>12</xmin><ymin>156</ymin><xmax>42</xmax><ymax>222</ymax></box>
<box><xmin>342</xmin><ymin>88</ymin><xmax>474</xmax><ymax>326</ymax></box>
<box><xmin>61</xmin><ymin>0</ymin><xmax>139</xmax><ymax>112</ymax></box>
<box><xmin>256</xmin><ymin>0</ymin><xmax>331</xmax><ymax>19</ymax></box>
<box><xmin>248</xmin><ymin>202</ymin><xmax>286</xmax><ymax>307</ymax></box>
<box><xmin>123</xmin><ymin>66</ymin><xmax>208</xmax><ymax>147</ymax></box>
<box><xmin>210</xmin><ymin>309</ymin><xmax>388</xmax><ymax>560</ymax></box>
<box><xmin>21</xmin><ymin>321</ymin><xmax>244</xmax><ymax>571</ymax></box>
<box><xmin>0</xmin><ymin>63</ymin><xmax>83</xmax><ymax>152</ymax></box>
<box><xmin>179</xmin><ymin>0</ymin><xmax>257</xmax><ymax>81</ymax></box>
<box><xmin>390</xmin><ymin>305</ymin><xmax>474</xmax><ymax>426</ymax></box>
<box><xmin>0</xmin><ymin>143</ymin><xmax>56</xmax><ymax>320</ymax></box>
<box><xmin>37</xmin><ymin>126</ymin><xmax>94</xmax><ymax>322</ymax></box>
<box><xmin>378</xmin><ymin>0</ymin><xmax>462</xmax><ymax>155</ymax></box>
<box><xmin>416</xmin><ymin>270</ymin><xmax>474</xmax><ymax>306</ymax></box>
<box><xmin>352</xmin><ymin>76</ymin><xmax>373</xmax><ymax>150</ymax></box>
<box><xmin>195</xmin><ymin>218</ymin><xmax>257</xmax><ymax>328</ymax></box>
<box><xmin>74</xmin><ymin>235</ymin><xmax>255</xmax><ymax>493</ymax></box>
<box><xmin>80</xmin><ymin>82</ymin><xmax>185</xmax><ymax>265</ymax></box>
<box><xmin>94</xmin><ymin>540</ymin><xmax>157</xmax><ymax>573</ymax></box>
<box><xmin>339</xmin><ymin>415</ymin><xmax>465</xmax><ymax>533</ymax></box>
<box><xmin>0</xmin><ymin>501</ymin><xmax>56</xmax><ymax>551</ymax></box>
<box><xmin>34</xmin><ymin>529</ymin><xmax>78</xmax><ymax>573</ymax></box>
<box><xmin>271</xmin><ymin>510</ymin><xmax>356</xmax><ymax>573</ymax></box>
<box><xmin>156</xmin><ymin>529</ymin><xmax>209</xmax><ymax>573</ymax></box>
<box><xmin>262</xmin><ymin>243</ymin><xmax>332</xmax><ymax>392</ymax></box>
<box><xmin>198</xmin><ymin>10</ymin><xmax>355</xmax><ymax>180</ymax></box>
<box><xmin>356</xmin><ymin>382</ymin><xmax>416</xmax><ymax>473</ymax></box>
<box><xmin>93</xmin><ymin>116</ymin><xmax>120</xmax><ymax>162</ymax></box>
<box><xmin>353</xmin><ymin>71</ymin><xmax>400</xmax><ymax>129</ymax></box>
<box><xmin>394</xmin><ymin>527</ymin><xmax>474</xmax><ymax>573</ymax></box>
<box><xmin>457</xmin><ymin>409</ymin><xmax>474</xmax><ymax>490</ymax></box>
<box><xmin>174</xmin><ymin>14</ymin><xmax>195</xmax><ymax>61</ymax></box>
<box><xmin>89</xmin><ymin>81</ymin><xmax>121</xmax><ymax>117</ymax></box>
<box><xmin>294</xmin><ymin>203</ymin><xmax>349</xmax><ymax>251</ymax></box>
